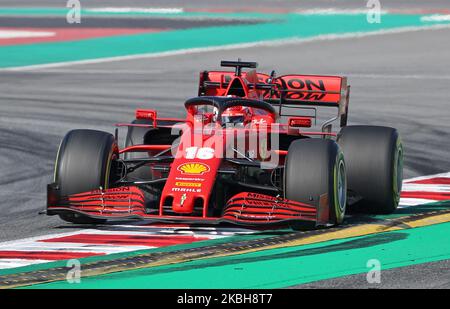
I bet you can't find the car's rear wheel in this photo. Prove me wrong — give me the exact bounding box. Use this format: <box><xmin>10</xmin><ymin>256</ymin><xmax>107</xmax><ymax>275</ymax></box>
<box><xmin>337</xmin><ymin>125</ymin><xmax>403</xmax><ymax>214</ymax></box>
<box><xmin>284</xmin><ymin>139</ymin><xmax>347</xmax><ymax>228</ymax></box>
<box><xmin>54</xmin><ymin>129</ymin><xmax>118</xmax><ymax>224</ymax></box>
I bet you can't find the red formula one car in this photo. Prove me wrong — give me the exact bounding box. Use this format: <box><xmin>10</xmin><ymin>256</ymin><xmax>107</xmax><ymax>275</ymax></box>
<box><xmin>47</xmin><ymin>60</ymin><xmax>403</xmax><ymax>228</ymax></box>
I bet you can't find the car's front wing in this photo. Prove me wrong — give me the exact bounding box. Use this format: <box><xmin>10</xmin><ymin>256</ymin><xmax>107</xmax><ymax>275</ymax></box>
<box><xmin>47</xmin><ymin>184</ymin><xmax>330</xmax><ymax>227</ymax></box>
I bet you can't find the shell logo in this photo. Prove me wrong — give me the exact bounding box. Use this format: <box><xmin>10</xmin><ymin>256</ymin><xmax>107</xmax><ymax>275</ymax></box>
<box><xmin>177</xmin><ymin>162</ymin><xmax>210</xmax><ymax>175</ymax></box>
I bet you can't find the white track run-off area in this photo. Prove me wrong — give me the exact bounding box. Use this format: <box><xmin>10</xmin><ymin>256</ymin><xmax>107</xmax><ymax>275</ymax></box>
<box><xmin>0</xmin><ymin>173</ymin><xmax>448</xmax><ymax>270</ymax></box>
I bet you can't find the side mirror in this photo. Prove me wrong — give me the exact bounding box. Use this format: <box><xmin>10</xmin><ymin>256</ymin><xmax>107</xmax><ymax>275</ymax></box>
<box><xmin>135</xmin><ymin>109</ymin><xmax>157</xmax><ymax>127</ymax></box>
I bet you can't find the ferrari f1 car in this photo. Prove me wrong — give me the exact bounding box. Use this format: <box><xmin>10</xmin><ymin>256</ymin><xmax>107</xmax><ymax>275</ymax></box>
<box><xmin>47</xmin><ymin>60</ymin><xmax>403</xmax><ymax>228</ymax></box>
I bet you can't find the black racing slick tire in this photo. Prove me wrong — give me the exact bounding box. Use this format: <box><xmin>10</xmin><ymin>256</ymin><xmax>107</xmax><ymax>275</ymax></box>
<box><xmin>284</xmin><ymin>139</ymin><xmax>347</xmax><ymax>227</ymax></box>
<box><xmin>54</xmin><ymin>129</ymin><xmax>118</xmax><ymax>224</ymax></box>
<box><xmin>337</xmin><ymin>125</ymin><xmax>403</xmax><ymax>214</ymax></box>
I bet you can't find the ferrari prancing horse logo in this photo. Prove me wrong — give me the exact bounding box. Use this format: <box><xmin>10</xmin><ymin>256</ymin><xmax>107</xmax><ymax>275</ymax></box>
<box><xmin>180</xmin><ymin>193</ymin><xmax>187</xmax><ymax>206</ymax></box>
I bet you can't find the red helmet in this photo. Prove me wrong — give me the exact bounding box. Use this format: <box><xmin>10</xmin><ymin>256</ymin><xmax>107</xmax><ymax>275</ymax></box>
<box><xmin>221</xmin><ymin>107</ymin><xmax>251</xmax><ymax>126</ymax></box>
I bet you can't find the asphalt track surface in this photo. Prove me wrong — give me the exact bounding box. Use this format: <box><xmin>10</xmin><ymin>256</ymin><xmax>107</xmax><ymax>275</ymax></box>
<box><xmin>0</xmin><ymin>0</ymin><xmax>449</xmax><ymax>288</ymax></box>
<box><xmin>296</xmin><ymin>259</ymin><xmax>450</xmax><ymax>289</ymax></box>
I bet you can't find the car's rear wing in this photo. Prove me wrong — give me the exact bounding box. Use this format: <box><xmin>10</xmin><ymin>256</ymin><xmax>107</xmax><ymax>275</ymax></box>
<box><xmin>266</xmin><ymin>74</ymin><xmax>350</xmax><ymax>127</ymax></box>
<box><xmin>199</xmin><ymin>70</ymin><xmax>350</xmax><ymax>127</ymax></box>
<box><xmin>265</xmin><ymin>75</ymin><xmax>347</xmax><ymax>106</ymax></box>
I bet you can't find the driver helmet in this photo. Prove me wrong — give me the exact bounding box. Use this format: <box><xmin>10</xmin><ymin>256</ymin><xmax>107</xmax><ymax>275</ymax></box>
<box><xmin>221</xmin><ymin>106</ymin><xmax>250</xmax><ymax>126</ymax></box>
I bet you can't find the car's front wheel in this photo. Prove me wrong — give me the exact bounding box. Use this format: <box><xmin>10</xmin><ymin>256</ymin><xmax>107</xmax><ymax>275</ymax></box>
<box><xmin>284</xmin><ymin>138</ymin><xmax>347</xmax><ymax>227</ymax></box>
<box><xmin>54</xmin><ymin>129</ymin><xmax>118</xmax><ymax>224</ymax></box>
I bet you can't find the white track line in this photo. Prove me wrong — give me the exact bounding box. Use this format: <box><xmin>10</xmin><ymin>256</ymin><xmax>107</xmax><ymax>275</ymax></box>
<box><xmin>421</xmin><ymin>14</ymin><xmax>450</xmax><ymax>22</ymax></box>
<box><xmin>398</xmin><ymin>198</ymin><xmax>439</xmax><ymax>207</ymax></box>
<box><xmin>3</xmin><ymin>23</ymin><xmax>450</xmax><ymax>72</ymax></box>
<box><xmin>0</xmin><ymin>259</ymin><xmax>51</xmax><ymax>269</ymax></box>
<box><xmin>0</xmin><ymin>30</ymin><xmax>55</xmax><ymax>39</ymax></box>
<box><xmin>86</xmin><ymin>8</ymin><xmax>184</xmax><ymax>14</ymax></box>
<box><xmin>0</xmin><ymin>243</ymin><xmax>151</xmax><ymax>254</ymax></box>
<box><xmin>294</xmin><ymin>9</ymin><xmax>389</xmax><ymax>15</ymax></box>
<box><xmin>402</xmin><ymin>183</ymin><xmax>450</xmax><ymax>192</ymax></box>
